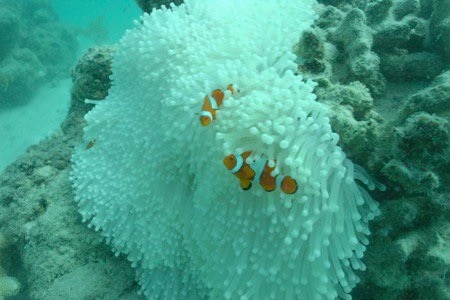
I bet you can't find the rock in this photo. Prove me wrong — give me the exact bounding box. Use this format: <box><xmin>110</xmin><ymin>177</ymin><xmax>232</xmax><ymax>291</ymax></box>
<box><xmin>398</xmin><ymin>112</ymin><xmax>448</xmax><ymax>166</ymax></box>
<box><xmin>381</xmin><ymin>159</ymin><xmax>415</xmax><ymax>191</ymax></box>
<box><xmin>316</xmin><ymin>5</ymin><xmax>344</xmax><ymax>29</ymax></box>
<box><xmin>332</xmin><ymin>8</ymin><xmax>386</xmax><ymax>95</ymax></box>
<box><xmin>401</xmin><ymin>16</ymin><xmax>427</xmax><ymax>51</ymax></box>
<box><xmin>365</xmin><ymin>0</ymin><xmax>393</xmax><ymax>25</ymax></box>
<box><xmin>401</xmin><ymin>71</ymin><xmax>450</xmax><ymax>117</ymax></box>
<box><xmin>429</xmin><ymin>0</ymin><xmax>450</xmax><ymax>61</ymax></box>
<box><xmin>296</xmin><ymin>28</ymin><xmax>330</xmax><ymax>76</ymax></box>
<box><xmin>373</xmin><ymin>21</ymin><xmax>412</xmax><ymax>51</ymax></box>
<box><xmin>380</xmin><ymin>52</ymin><xmax>444</xmax><ymax>81</ymax></box>
<box><xmin>32</xmin><ymin>165</ymin><xmax>57</xmax><ymax>185</ymax></box>
<box><xmin>0</xmin><ymin>275</ymin><xmax>20</xmax><ymax>298</ymax></box>
<box><xmin>315</xmin><ymin>80</ymin><xmax>382</xmax><ymax>163</ymax></box>
<box><xmin>317</xmin><ymin>80</ymin><xmax>374</xmax><ymax>120</ymax></box>
<box><xmin>71</xmin><ymin>46</ymin><xmax>115</xmax><ymax>101</ymax></box>
<box><xmin>393</xmin><ymin>0</ymin><xmax>420</xmax><ymax>20</ymax></box>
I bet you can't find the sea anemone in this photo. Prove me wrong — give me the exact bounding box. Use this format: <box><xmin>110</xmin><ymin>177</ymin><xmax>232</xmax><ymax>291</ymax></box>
<box><xmin>71</xmin><ymin>1</ymin><xmax>381</xmax><ymax>298</ymax></box>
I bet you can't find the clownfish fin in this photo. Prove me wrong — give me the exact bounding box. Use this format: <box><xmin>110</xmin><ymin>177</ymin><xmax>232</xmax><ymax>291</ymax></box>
<box><xmin>277</xmin><ymin>175</ymin><xmax>298</xmax><ymax>194</ymax></box>
<box><xmin>281</xmin><ymin>176</ymin><xmax>298</xmax><ymax>194</ymax></box>
<box><xmin>241</xmin><ymin>180</ymin><xmax>252</xmax><ymax>190</ymax></box>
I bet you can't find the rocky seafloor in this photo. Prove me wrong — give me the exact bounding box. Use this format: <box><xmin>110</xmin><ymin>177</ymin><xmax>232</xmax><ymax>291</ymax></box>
<box><xmin>0</xmin><ymin>0</ymin><xmax>449</xmax><ymax>299</ymax></box>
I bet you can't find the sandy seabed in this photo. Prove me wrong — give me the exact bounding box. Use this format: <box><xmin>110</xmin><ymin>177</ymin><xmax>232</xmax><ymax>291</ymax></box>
<box><xmin>0</xmin><ymin>79</ymin><xmax>71</xmax><ymax>172</ymax></box>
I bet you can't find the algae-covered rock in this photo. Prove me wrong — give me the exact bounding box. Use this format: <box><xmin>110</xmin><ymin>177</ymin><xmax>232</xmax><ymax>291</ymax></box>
<box><xmin>373</xmin><ymin>21</ymin><xmax>412</xmax><ymax>50</ymax></box>
<box><xmin>331</xmin><ymin>8</ymin><xmax>386</xmax><ymax>95</ymax></box>
<box><xmin>316</xmin><ymin>5</ymin><xmax>344</xmax><ymax>29</ymax></box>
<box><xmin>401</xmin><ymin>71</ymin><xmax>450</xmax><ymax>117</ymax></box>
<box><xmin>380</xmin><ymin>52</ymin><xmax>444</xmax><ymax>81</ymax></box>
<box><xmin>71</xmin><ymin>46</ymin><xmax>115</xmax><ymax>101</ymax></box>
<box><xmin>365</xmin><ymin>0</ymin><xmax>393</xmax><ymax>25</ymax></box>
<box><xmin>0</xmin><ymin>275</ymin><xmax>20</xmax><ymax>299</ymax></box>
<box><xmin>315</xmin><ymin>80</ymin><xmax>382</xmax><ymax>163</ymax></box>
<box><xmin>398</xmin><ymin>112</ymin><xmax>448</xmax><ymax>166</ymax></box>
<box><xmin>429</xmin><ymin>0</ymin><xmax>450</xmax><ymax>61</ymax></box>
<box><xmin>392</xmin><ymin>0</ymin><xmax>420</xmax><ymax>20</ymax></box>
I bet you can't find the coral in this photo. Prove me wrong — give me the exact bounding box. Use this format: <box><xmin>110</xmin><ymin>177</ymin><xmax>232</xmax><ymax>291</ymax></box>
<box><xmin>71</xmin><ymin>46</ymin><xmax>115</xmax><ymax>101</ymax></box>
<box><xmin>307</xmin><ymin>1</ymin><xmax>450</xmax><ymax>299</ymax></box>
<box><xmin>314</xmin><ymin>0</ymin><xmax>449</xmax><ymax>96</ymax></box>
<box><xmin>392</xmin><ymin>0</ymin><xmax>420</xmax><ymax>20</ymax></box>
<box><xmin>330</xmin><ymin>8</ymin><xmax>386</xmax><ymax>96</ymax></box>
<box><xmin>373</xmin><ymin>20</ymin><xmax>413</xmax><ymax>50</ymax></box>
<box><xmin>429</xmin><ymin>0</ymin><xmax>450</xmax><ymax>61</ymax></box>
<box><xmin>365</xmin><ymin>0</ymin><xmax>392</xmax><ymax>25</ymax></box>
<box><xmin>314</xmin><ymin>80</ymin><xmax>382</xmax><ymax>164</ymax></box>
<box><xmin>0</xmin><ymin>275</ymin><xmax>20</xmax><ymax>300</ymax></box>
<box><xmin>296</xmin><ymin>29</ymin><xmax>328</xmax><ymax>76</ymax></box>
<box><xmin>401</xmin><ymin>71</ymin><xmax>450</xmax><ymax>117</ymax></box>
<box><xmin>316</xmin><ymin>5</ymin><xmax>344</xmax><ymax>28</ymax></box>
<box><xmin>71</xmin><ymin>1</ymin><xmax>381</xmax><ymax>299</ymax></box>
<box><xmin>333</xmin><ymin>8</ymin><xmax>379</xmax><ymax>79</ymax></box>
<box><xmin>380</xmin><ymin>51</ymin><xmax>444</xmax><ymax>81</ymax></box>
<box><xmin>398</xmin><ymin>112</ymin><xmax>448</xmax><ymax>166</ymax></box>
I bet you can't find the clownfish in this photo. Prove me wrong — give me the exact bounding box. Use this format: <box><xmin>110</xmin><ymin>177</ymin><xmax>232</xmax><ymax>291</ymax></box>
<box><xmin>85</xmin><ymin>139</ymin><xmax>96</xmax><ymax>150</ymax></box>
<box><xmin>223</xmin><ymin>151</ymin><xmax>255</xmax><ymax>190</ymax></box>
<box><xmin>199</xmin><ymin>84</ymin><xmax>236</xmax><ymax>126</ymax></box>
<box><xmin>223</xmin><ymin>152</ymin><xmax>298</xmax><ymax>194</ymax></box>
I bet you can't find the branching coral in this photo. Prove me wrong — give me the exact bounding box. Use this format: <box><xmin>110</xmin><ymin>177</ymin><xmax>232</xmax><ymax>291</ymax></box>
<box><xmin>71</xmin><ymin>1</ymin><xmax>381</xmax><ymax>299</ymax></box>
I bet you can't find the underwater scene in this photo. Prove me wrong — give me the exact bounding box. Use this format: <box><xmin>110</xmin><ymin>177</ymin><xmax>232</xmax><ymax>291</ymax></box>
<box><xmin>0</xmin><ymin>0</ymin><xmax>448</xmax><ymax>299</ymax></box>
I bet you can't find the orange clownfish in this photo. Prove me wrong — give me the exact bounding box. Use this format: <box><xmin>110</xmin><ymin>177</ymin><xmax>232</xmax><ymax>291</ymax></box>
<box><xmin>199</xmin><ymin>84</ymin><xmax>236</xmax><ymax>126</ymax></box>
<box><xmin>223</xmin><ymin>152</ymin><xmax>298</xmax><ymax>194</ymax></box>
<box><xmin>223</xmin><ymin>151</ymin><xmax>255</xmax><ymax>190</ymax></box>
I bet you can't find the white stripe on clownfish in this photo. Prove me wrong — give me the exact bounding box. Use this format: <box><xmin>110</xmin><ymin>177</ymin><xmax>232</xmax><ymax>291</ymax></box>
<box><xmin>230</xmin><ymin>154</ymin><xmax>244</xmax><ymax>173</ymax></box>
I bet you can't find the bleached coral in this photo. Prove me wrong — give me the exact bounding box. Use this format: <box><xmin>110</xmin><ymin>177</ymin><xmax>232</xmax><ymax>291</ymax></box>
<box><xmin>71</xmin><ymin>0</ymin><xmax>380</xmax><ymax>299</ymax></box>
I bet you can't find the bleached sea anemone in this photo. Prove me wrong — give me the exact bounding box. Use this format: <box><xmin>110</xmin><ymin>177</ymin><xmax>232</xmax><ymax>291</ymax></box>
<box><xmin>71</xmin><ymin>0</ymin><xmax>381</xmax><ymax>299</ymax></box>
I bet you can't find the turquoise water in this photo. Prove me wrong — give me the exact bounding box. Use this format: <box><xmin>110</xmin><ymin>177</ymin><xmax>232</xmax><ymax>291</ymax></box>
<box><xmin>0</xmin><ymin>0</ymin><xmax>141</xmax><ymax>172</ymax></box>
<box><xmin>50</xmin><ymin>0</ymin><xmax>141</xmax><ymax>49</ymax></box>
